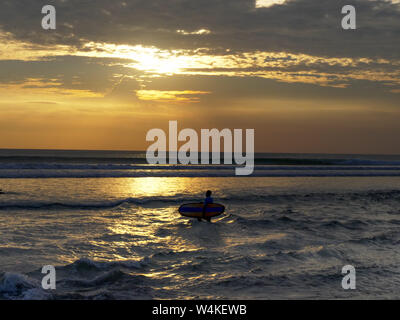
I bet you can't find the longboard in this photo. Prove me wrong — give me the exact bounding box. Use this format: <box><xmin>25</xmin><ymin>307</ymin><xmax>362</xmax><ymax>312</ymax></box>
<box><xmin>179</xmin><ymin>203</ymin><xmax>225</xmax><ymax>218</ymax></box>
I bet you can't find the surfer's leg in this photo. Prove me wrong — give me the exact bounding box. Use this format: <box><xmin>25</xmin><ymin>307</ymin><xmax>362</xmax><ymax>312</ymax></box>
<box><xmin>197</xmin><ymin>218</ymin><xmax>202</xmax><ymax>222</ymax></box>
<box><xmin>206</xmin><ymin>217</ymin><xmax>211</xmax><ymax>223</ymax></box>
<box><xmin>202</xmin><ymin>204</ymin><xmax>208</xmax><ymax>219</ymax></box>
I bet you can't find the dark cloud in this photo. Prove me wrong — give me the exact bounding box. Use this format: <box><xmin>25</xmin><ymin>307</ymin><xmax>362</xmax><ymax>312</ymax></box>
<box><xmin>0</xmin><ymin>0</ymin><xmax>398</xmax><ymax>102</ymax></box>
<box><xmin>143</xmin><ymin>73</ymin><xmax>400</xmax><ymax>107</ymax></box>
<box><xmin>0</xmin><ymin>56</ymin><xmax>141</xmax><ymax>94</ymax></box>
<box><xmin>0</xmin><ymin>0</ymin><xmax>399</xmax><ymax>58</ymax></box>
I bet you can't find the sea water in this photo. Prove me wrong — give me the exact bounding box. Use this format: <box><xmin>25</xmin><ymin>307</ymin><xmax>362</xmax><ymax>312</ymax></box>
<box><xmin>0</xmin><ymin>149</ymin><xmax>400</xmax><ymax>299</ymax></box>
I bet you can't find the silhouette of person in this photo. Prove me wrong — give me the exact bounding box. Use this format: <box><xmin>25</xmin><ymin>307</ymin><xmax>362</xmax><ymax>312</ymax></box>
<box><xmin>199</xmin><ymin>190</ymin><xmax>213</xmax><ymax>222</ymax></box>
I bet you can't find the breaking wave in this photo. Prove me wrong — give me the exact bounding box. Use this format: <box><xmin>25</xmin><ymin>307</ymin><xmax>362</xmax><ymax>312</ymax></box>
<box><xmin>1</xmin><ymin>190</ymin><xmax>400</xmax><ymax>210</ymax></box>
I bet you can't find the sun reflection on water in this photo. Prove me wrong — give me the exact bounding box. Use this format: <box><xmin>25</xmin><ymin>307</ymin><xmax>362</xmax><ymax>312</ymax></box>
<box><xmin>86</xmin><ymin>178</ymin><xmax>225</xmax><ymax>262</ymax></box>
<box><xmin>126</xmin><ymin>177</ymin><xmax>194</xmax><ymax>197</ymax></box>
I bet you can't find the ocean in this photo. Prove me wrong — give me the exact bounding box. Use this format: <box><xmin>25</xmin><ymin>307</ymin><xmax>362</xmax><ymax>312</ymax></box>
<box><xmin>1</xmin><ymin>149</ymin><xmax>400</xmax><ymax>299</ymax></box>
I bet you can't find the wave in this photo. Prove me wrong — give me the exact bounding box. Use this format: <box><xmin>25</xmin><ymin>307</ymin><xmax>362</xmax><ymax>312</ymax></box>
<box><xmin>2</xmin><ymin>163</ymin><xmax>400</xmax><ymax>171</ymax></box>
<box><xmin>0</xmin><ymin>272</ymin><xmax>52</xmax><ymax>300</ymax></box>
<box><xmin>212</xmin><ymin>266</ymin><xmax>340</xmax><ymax>290</ymax></box>
<box><xmin>1</xmin><ymin>168</ymin><xmax>400</xmax><ymax>178</ymax></box>
<box><xmin>0</xmin><ymin>195</ymin><xmax>198</xmax><ymax>210</ymax></box>
<box><xmin>0</xmin><ymin>257</ymin><xmax>150</xmax><ymax>300</ymax></box>
<box><xmin>348</xmin><ymin>231</ymin><xmax>400</xmax><ymax>246</ymax></box>
<box><xmin>2</xmin><ymin>150</ymin><xmax>400</xmax><ymax>166</ymax></box>
<box><xmin>2</xmin><ymin>152</ymin><xmax>400</xmax><ymax>178</ymax></box>
<box><xmin>61</xmin><ymin>257</ymin><xmax>149</xmax><ymax>271</ymax></box>
<box><xmin>1</xmin><ymin>190</ymin><xmax>399</xmax><ymax>210</ymax></box>
<box><xmin>337</xmin><ymin>159</ymin><xmax>400</xmax><ymax>166</ymax></box>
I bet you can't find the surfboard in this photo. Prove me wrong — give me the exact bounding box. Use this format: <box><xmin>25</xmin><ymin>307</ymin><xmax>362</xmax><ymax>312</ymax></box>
<box><xmin>179</xmin><ymin>203</ymin><xmax>225</xmax><ymax>218</ymax></box>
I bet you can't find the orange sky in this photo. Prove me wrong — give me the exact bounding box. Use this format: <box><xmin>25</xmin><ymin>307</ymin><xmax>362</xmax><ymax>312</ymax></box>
<box><xmin>0</xmin><ymin>0</ymin><xmax>399</xmax><ymax>153</ymax></box>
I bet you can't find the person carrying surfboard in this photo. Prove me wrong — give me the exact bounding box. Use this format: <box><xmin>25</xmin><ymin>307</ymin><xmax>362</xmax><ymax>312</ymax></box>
<box><xmin>178</xmin><ymin>193</ymin><xmax>224</xmax><ymax>221</ymax></box>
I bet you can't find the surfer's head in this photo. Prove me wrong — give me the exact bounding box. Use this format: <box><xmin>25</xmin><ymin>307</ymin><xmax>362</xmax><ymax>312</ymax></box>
<box><xmin>206</xmin><ymin>190</ymin><xmax>212</xmax><ymax>197</ymax></box>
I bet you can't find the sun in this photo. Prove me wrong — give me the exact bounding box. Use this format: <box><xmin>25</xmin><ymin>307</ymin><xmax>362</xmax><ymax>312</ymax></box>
<box><xmin>127</xmin><ymin>46</ymin><xmax>185</xmax><ymax>75</ymax></box>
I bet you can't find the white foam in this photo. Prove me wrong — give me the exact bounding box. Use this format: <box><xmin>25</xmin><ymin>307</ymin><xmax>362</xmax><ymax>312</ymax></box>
<box><xmin>0</xmin><ymin>272</ymin><xmax>51</xmax><ymax>299</ymax></box>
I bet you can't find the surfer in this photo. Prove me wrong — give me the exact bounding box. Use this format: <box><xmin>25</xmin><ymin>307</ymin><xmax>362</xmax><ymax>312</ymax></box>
<box><xmin>200</xmin><ymin>190</ymin><xmax>213</xmax><ymax>222</ymax></box>
<box><xmin>179</xmin><ymin>191</ymin><xmax>223</xmax><ymax>222</ymax></box>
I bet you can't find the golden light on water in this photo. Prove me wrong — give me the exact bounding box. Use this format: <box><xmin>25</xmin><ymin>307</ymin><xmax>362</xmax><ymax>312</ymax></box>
<box><xmin>103</xmin><ymin>205</ymin><xmax>202</xmax><ymax>259</ymax></box>
<box><xmin>88</xmin><ymin>177</ymin><xmax>227</xmax><ymax>261</ymax></box>
<box><xmin>126</xmin><ymin>177</ymin><xmax>180</xmax><ymax>197</ymax></box>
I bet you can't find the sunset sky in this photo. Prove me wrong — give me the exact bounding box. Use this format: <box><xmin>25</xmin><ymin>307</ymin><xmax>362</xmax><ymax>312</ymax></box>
<box><xmin>0</xmin><ymin>0</ymin><xmax>399</xmax><ymax>153</ymax></box>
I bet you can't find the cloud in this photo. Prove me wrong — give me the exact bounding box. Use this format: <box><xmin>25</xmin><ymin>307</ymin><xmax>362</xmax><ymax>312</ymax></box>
<box><xmin>256</xmin><ymin>0</ymin><xmax>287</xmax><ymax>8</ymax></box>
<box><xmin>0</xmin><ymin>0</ymin><xmax>398</xmax><ymax>99</ymax></box>
<box><xmin>2</xmin><ymin>36</ymin><xmax>398</xmax><ymax>90</ymax></box>
<box><xmin>0</xmin><ymin>77</ymin><xmax>104</xmax><ymax>98</ymax></box>
<box><xmin>25</xmin><ymin>101</ymin><xmax>59</xmax><ymax>104</ymax></box>
<box><xmin>136</xmin><ymin>90</ymin><xmax>211</xmax><ymax>103</ymax></box>
<box><xmin>176</xmin><ymin>29</ymin><xmax>211</xmax><ymax>35</ymax></box>
<box><xmin>0</xmin><ymin>55</ymin><xmax>142</xmax><ymax>98</ymax></box>
<box><xmin>0</xmin><ymin>0</ymin><xmax>399</xmax><ymax>59</ymax></box>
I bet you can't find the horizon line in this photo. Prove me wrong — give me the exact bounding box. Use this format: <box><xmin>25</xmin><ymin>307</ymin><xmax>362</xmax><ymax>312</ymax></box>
<box><xmin>1</xmin><ymin>148</ymin><xmax>400</xmax><ymax>157</ymax></box>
